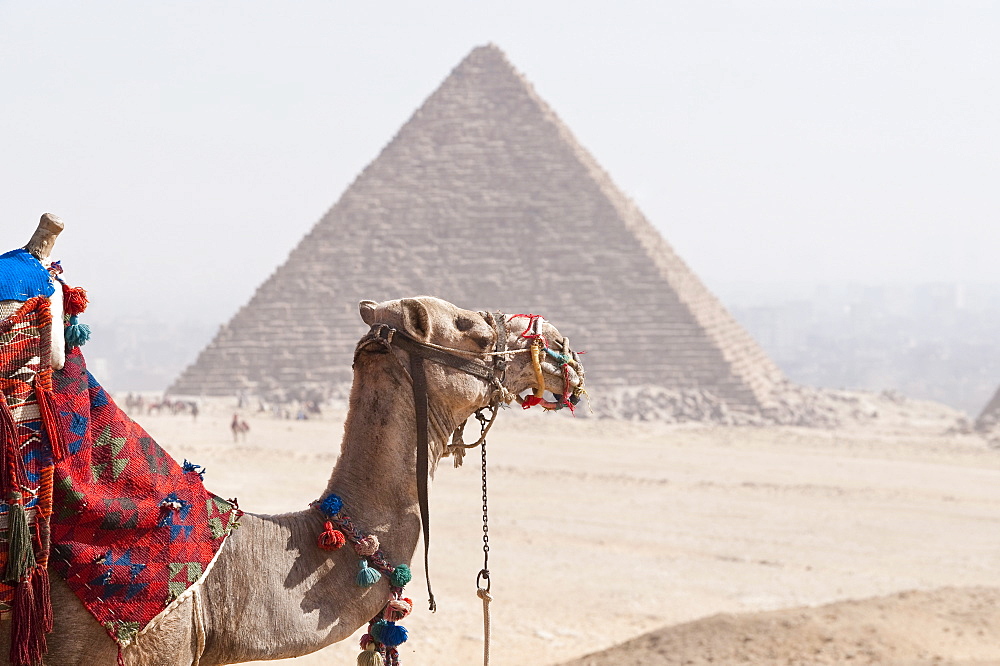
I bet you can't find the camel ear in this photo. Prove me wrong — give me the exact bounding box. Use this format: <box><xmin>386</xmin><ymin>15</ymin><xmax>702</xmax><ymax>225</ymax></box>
<box><xmin>359</xmin><ymin>300</ymin><xmax>377</xmax><ymax>325</ymax></box>
<box><xmin>400</xmin><ymin>298</ymin><xmax>431</xmax><ymax>340</ymax></box>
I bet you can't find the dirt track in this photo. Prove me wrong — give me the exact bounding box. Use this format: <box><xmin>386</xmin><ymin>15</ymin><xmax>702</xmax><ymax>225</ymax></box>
<box><xmin>135</xmin><ymin>400</ymin><xmax>1000</xmax><ymax>665</ymax></box>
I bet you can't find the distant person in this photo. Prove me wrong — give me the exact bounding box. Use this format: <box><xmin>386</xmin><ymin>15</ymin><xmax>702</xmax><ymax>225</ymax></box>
<box><xmin>231</xmin><ymin>413</ymin><xmax>249</xmax><ymax>442</ymax></box>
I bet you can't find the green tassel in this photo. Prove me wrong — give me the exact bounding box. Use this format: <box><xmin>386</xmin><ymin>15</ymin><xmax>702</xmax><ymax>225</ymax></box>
<box><xmin>4</xmin><ymin>496</ymin><xmax>36</xmax><ymax>583</ymax></box>
<box><xmin>356</xmin><ymin>559</ymin><xmax>381</xmax><ymax>587</ymax></box>
<box><xmin>65</xmin><ymin>315</ymin><xmax>91</xmax><ymax>349</ymax></box>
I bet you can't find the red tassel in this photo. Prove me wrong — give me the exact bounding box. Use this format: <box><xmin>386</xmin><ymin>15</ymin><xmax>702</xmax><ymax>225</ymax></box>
<box><xmin>61</xmin><ymin>285</ymin><xmax>88</xmax><ymax>317</ymax></box>
<box><xmin>317</xmin><ymin>521</ymin><xmax>346</xmax><ymax>550</ymax></box>
<box><xmin>35</xmin><ymin>389</ymin><xmax>67</xmax><ymax>462</ymax></box>
<box><xmin>118</xmin><ymin>647</ymin><xmax>126</xmax><ymax>666</ymax></box>
<box><xmin>10</xmin><ymin>574</ymin><xmax>44</xmax><ymax>666</ymax></box>
<box><xmin>32</xmin><ymin>567</ymin><xmax>52</xmax><ymax>634</ymax></box>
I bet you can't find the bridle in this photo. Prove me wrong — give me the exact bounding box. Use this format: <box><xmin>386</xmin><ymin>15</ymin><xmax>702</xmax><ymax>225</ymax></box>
<box><xmin>352</xmin><ymin>310</ymin><xmax>512</xmax><ymax>611</ymax></box>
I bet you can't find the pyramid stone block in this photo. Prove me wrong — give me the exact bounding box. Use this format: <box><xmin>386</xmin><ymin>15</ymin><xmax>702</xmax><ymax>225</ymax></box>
<box><xmin>169</xmin><ymin>45</ymin><xmax>787</xmax><ymax>413</ymax></box>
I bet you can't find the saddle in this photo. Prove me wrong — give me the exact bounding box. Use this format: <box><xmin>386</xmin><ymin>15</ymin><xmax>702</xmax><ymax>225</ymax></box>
<box><xmin>0</xmin><ymin>240</ymin><xmax>240</xmax><ymax>665</ymax></box>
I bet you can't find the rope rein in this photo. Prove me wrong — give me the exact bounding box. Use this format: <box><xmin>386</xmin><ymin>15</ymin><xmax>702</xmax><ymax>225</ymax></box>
<box><xmin>394</xmin><ymin>335</ymin><xmax>529</xmax><ymax>358</ymax></box>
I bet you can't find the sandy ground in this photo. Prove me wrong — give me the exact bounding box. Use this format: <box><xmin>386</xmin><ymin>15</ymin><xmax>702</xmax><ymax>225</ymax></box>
<box><xmin>561</xmin><ymin>587</ymin><xmax>1000</xmax><ymax>665</ymax></box>
<box><xmin>131</xmin><ymin>401</ymin><xmax>1000</xmax><ymax>665</ymax></box>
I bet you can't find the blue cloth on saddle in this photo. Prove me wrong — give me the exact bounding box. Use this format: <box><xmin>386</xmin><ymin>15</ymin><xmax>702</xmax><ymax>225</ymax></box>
<box><xmin>0</xmin><ymin>249</ymin><xmax>54</xmax><ymax>301</ymax></box>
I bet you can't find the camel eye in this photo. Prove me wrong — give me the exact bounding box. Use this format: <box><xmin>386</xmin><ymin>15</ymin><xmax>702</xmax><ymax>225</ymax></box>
<box><xmin>455</xmin><ymin>316</ymin><xmax>475</xmax><ymax>332</ymax></box>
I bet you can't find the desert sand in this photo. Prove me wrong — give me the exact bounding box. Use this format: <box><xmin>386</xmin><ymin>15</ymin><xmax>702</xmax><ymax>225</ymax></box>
<box><xmin>130</xmin><ymin>397</ymin><xmax>1000</xmax><ymax>665</ymax></box>
<box><xmin>561</xmin><ymin>587</ymin><xmax>1000</xmax><ymax>665</ymax></box>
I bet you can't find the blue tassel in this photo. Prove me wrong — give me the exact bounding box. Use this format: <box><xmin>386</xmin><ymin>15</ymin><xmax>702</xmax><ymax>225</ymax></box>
<box><xmin>356</xmin><ymin>559</ymin><xmax>381</xmax><ymax>587</ymax></box>
<box><xmin>378</xmin><ymin>622</ymin><xmax>407</xmax><ymax>647</ymax></box>
<box><xmin>182</xmin><ymin>459</ymin><xmax>206</xmax><ymax>479</ymax></box>
<box><xmin>65</xmin><ymin>315</ymin><xmax>91</xmax><ymax>348</ymax></box>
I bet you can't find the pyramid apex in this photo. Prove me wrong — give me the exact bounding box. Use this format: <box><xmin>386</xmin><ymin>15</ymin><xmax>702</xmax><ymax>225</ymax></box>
<box><xmin>470</xmin><ymin>42</ymin><xmax>507</xmax><ymax>56</ymax></box>
<box><xmin>456</xmin><ymin>43</ymin><xmax>514</xmax><ymax>70</ymax></box>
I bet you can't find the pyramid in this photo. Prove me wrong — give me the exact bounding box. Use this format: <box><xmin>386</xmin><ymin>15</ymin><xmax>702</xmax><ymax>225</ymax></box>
<box><xmin>169</xmin><ymin>45</ymin><xmax>787</xmax><ymax>412</ymax></box>
<box><xmin>975</xmin><ymin>385</ymin><xmax>1000</xmax><ymax>432</ymax></box>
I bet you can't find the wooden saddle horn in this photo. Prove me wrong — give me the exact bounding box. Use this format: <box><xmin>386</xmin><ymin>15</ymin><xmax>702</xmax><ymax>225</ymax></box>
<box><xmin>24</xmin><ymin>213</ymin><xmax>65</xmax><ymax>262</ymax></box>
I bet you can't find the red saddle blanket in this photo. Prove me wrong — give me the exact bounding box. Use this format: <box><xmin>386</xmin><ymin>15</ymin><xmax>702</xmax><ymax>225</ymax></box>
<box><xmin>1</xmin><ymin>298</ymin><xmax>241</xmax><ymax>653</ymax></box>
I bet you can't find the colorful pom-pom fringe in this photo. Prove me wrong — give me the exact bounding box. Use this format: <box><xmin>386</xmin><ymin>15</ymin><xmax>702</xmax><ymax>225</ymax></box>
<box><xmin>319</xmin><ymin>493</ymin><xmax>343</xmax><ymax>517</ymax></box>
<box><xmin>372</xmin><ymin>620</ymin><xmax>407</xmax><ymax>647</ymax></box>
<box><xmin>317</xmin><ymin>522</ymin><xmax>346</xmax><ymax>551</ymax></box>
<box><xmin>65</xmin><ymin>315</ymin><xmax>91</xmax><ymax>348</ymax></box>
<box><xmin>62</xmin><ymin>285</ymin><xmax>89</xmax><ymax>316</ymax></box>
<box><xmin>353</xmin><ymin>534</ymin><xmax>379</xmax><ymax>557</ymax></box>
<box><xmin>356</xmin><ymin>560</ymin><xmax>381</xmax><ymax>587</ymax></box>
<box><xmin>389</xmin><ymin>564</ymin><xmax>412</xmax><ymax>588</ymax></box>
<box><xmin>383</xmin><ymin>597</ymin><xmax>412</xmax><ymax>622</ymax></box>
<box><xmin>356</xmin><ymin>643</ymin><xmax>384</xmax><ymax>666</ymax></box>
<box><xmin>182</xmin><ymin>459</ymin><xmax>205</xmax><ymax>479</ymax></box>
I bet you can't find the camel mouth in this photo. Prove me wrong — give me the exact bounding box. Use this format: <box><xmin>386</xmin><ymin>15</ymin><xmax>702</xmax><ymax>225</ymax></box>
<box><xmin>535</xmin><ymin>341</ymin><xmax>586</xmax><ymax>406</ymax></box>
<box><xmin>519</xmin><ymin>354</ymin><xmax>584</xmax><ymax>411</ymax></box>
<box><xmin>507</xmin><ymin>314</ymin><xmax>585</xmax><ymax>410</ymax></box>
<box><xmin>540</xmin><ymin>358</ymin><xmax>584</xmax><ymax>388</ymax></box>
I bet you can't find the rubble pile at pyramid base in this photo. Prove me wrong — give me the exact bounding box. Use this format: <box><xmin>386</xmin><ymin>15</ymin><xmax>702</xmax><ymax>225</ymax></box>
<box><xmin>230</xmin><ymin>378</ymin><xmax>975</xmax><ymax>431</ymax></box>
<box><xmin>592</xmin><ymin>384</ymin><xmax>969</xmax><ymax>430</ymax></box>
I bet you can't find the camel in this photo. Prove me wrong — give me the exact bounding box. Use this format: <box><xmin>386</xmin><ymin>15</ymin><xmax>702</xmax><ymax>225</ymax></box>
<box><xmin>1</xmin><ymin>220</ymin><xmax>585</xmax><ymax>665</ymax></box>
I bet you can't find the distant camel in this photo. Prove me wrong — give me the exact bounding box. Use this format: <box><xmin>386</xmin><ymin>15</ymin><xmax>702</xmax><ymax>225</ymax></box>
<box><xmin>230</xmin><ymin>413</ymin><xmax>250</xmax><ymax>441</ymax></box>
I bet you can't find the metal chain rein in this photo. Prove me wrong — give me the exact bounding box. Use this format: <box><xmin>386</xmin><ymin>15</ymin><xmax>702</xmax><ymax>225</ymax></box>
<box><xmin>475</xmin><ymin>409</ymin><xmax>492</xmax><ymax>666</ymax></box>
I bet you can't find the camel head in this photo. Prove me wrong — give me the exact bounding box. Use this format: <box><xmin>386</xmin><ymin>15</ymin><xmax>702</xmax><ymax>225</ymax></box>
<box><xmin>357</xmin><ymin>296</ymin><xmax>586</xmax><ymax>425</ymax></box>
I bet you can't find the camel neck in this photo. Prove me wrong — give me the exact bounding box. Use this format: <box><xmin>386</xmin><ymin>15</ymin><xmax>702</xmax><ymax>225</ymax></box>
<box><xmin>328</xmin><ymin>355</ymin><xmax>422</xmax><ymax>533</ymax></box>
<box><xmin>200</xmin><ymin>355</ymin><xmax>453</xmax><ymax>665</ymax></box>
<box><xmin>327</xmin><ymin>353</ymin><xmax>463</xmax><ymax>528</ymax></box>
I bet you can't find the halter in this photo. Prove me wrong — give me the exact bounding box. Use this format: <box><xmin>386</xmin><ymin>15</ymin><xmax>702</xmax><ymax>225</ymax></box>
<box><xmin>353</xmin><ymin>310</ymin><xmax>511</xmax><ymax>612</ymax></box>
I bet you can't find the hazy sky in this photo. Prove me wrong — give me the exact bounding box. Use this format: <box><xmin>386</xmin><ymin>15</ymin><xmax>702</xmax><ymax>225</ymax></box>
<box><xmin>2</xmin><ymin>1</ymin><xmax>997</xmax><ymax>325</ymax></box>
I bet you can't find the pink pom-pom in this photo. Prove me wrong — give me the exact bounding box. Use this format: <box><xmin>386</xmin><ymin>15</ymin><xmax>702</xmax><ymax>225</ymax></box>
<box><xmin>354</xmin><ymin>534</ymin><xmax>379</xmax><ymax>557</ymax></box>
<box><xmin>383</xmin><ymin>597</ymin><xmax>413</xmax><ymax>622</ymax></box>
